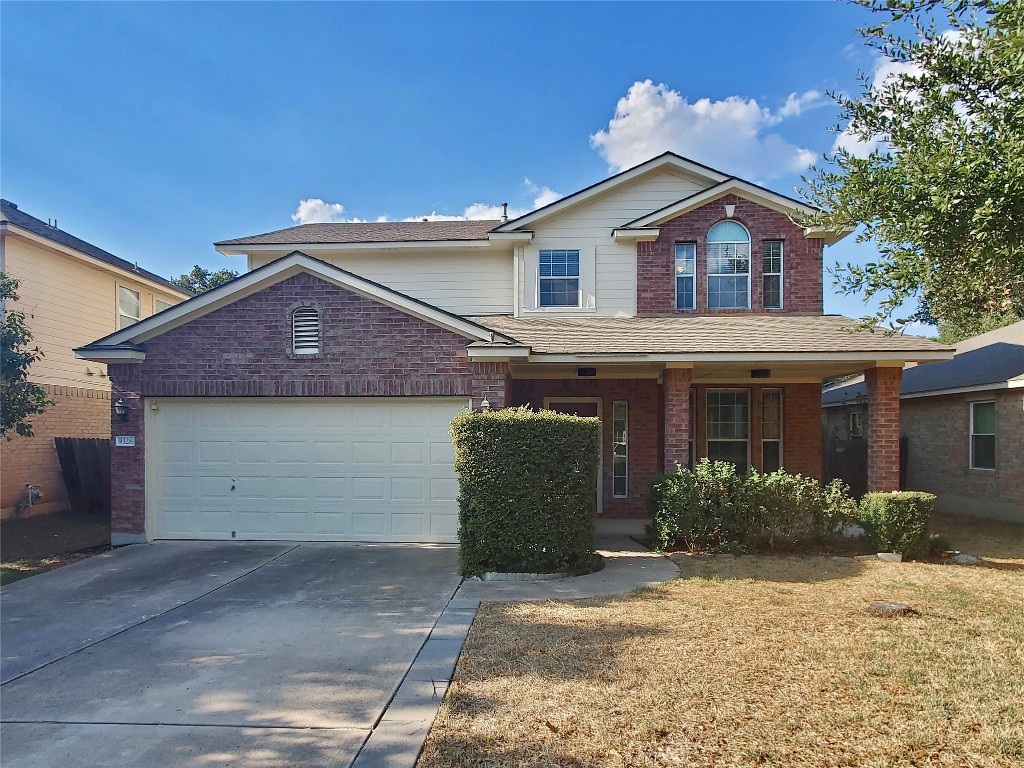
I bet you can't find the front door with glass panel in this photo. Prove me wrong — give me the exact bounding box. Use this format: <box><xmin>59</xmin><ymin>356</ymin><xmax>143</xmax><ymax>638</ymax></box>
<box><xmin>543</xmin><ymin>398</ymin><xmax>603</xmax><ymax>515</ymax></box>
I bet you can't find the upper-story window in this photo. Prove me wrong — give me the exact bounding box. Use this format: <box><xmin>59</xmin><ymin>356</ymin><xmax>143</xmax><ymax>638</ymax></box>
<box><xmin>763</xmin><ymin>240</ymin><xmax>784</xmax><ymax>309</ymax></box>
<box><xmin>707</xmin><ymin>221</ymin><xmax>751</xmax><ymax>310</ymax></box>
<box><xmin>675</xmin><ymin>243</ymin><xmax>696</xmax><ymax>310</ymax></box>
<box><xmin>292</xmin><ymin>306</ymin><xmax>321</xmax><ymax>354</ymax></box>
<box><xmin>538</xmin><ymin>249</ymin><xmax>581</xmax><ymax>307</ymax></box>
<box><xmin>118</xmin><ymin>286</ymin><xmax>141</xmax><ymax>329</ymax></box>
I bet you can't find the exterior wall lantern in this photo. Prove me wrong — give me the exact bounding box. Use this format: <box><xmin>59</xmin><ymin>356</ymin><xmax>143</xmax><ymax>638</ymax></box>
<box><xmin>480</xmin><ymin>398</ymin><xmax>491</xmax><ymax>412</ymax></box>
<box><xmin>114</xmin><ymin>398</ymin><xmax>130</xmax><ymax>422</ymax></box>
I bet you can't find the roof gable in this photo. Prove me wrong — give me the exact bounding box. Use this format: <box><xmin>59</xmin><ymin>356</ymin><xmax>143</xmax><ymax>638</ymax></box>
<box><xmin>75</xmin><ymin>251</ymin><xmax>512</xmax><ymax>361</ymax></box>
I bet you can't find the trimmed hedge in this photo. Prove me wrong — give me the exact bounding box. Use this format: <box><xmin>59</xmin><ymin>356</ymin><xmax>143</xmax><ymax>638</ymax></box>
<box><xmin>857</xmin><ymin>491</ymin><xmax>935</xmax><ymax>559</ymax></box>
<box><xmin>647</xmin><ymin>459</ymin><xmax>856</xmax><ymax>553</ymax></box>
<box><xmin>450</xmin><ymin>406</ymin><xmax>600</xmax><ymax>577</ymax></box>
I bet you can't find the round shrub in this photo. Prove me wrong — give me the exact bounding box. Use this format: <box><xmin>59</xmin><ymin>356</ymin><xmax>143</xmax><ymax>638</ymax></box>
<box><xmin>450</xmin><ymin>406</ymin><xmax>600</xmax><ymax>577</ymax></box>
<box><xmin>857</xmin><ymin>491</ymin><xmax>935</xmax><ymax>559</ymax></box>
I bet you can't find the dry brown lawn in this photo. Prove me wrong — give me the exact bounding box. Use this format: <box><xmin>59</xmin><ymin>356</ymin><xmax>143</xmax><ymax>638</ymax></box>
<box><xmin>420</xmin><ymin>513</ymin><xmax>1024</xmax><ymax>767</ymax></box>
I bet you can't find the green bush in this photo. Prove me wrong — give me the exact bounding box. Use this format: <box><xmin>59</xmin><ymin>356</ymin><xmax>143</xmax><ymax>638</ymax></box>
<box><xmin>450</xmin><ymin>406</ymin><xmax>600</xmax><ymax>577</ymax></box>
<box><xmin>647</xmin><ymin>459</ymin><xmax>856</xmax><ymax>553</ymax></box>
<box><xmin>857</xmin><ymin>491</ymin><xmax>935</xmax><ymax>559</ymax></box>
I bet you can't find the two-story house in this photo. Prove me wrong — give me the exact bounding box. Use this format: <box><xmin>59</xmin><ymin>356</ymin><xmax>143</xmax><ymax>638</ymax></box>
<box><xmin>75</xmin><ymin>153</ymin><xmax>953</xmax><ymax>544</ymax></box>
<box><xmin>1</xmin><ymin>200</ymin><xmax>190</xmax><ymax>517</ymax></box>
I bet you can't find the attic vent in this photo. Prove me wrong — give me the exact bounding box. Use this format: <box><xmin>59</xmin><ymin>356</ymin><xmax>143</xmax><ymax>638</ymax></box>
<box><xmin>292</xmin><ymin>306</ymin><xmax>320</xmax><ymax>354</ymax></box>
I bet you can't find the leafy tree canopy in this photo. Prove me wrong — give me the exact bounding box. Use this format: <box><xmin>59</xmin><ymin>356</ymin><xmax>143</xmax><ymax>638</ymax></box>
<box><xmin>1</xmin><ymin>274</ymin><xmax>52</xmax><ymax>439</ymax></box>
<box><xmin>801</xmin><ymin>0</ymin><xmax>1023</xmax><ymax>332</ymax></box>
<box><xmin>172</xmin><ymin>265</ymin><xmax>239</xmax><ymax>294</ymax></box>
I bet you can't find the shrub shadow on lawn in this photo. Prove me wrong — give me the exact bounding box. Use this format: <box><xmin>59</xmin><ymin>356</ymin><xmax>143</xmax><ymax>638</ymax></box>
<box><xmin>671</xmin><ymin>554</ymin><xmax>867</xmax><ymax>585</ymax></box>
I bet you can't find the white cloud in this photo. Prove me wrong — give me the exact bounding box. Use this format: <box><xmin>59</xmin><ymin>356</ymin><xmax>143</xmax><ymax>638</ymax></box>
<box><xmin>291</xmin><ymin>198</ymin><xmax>352</xmax><ymax>224</ymax></box>
<box><xmin>833</xmin><ymin>57</ymin><xmax>924</xmax><ymax>158</ymax></box>
<box><xmin>589</xmin><ymin>79</ymin><xmax>820</xmax><ymax>180</ymax></box>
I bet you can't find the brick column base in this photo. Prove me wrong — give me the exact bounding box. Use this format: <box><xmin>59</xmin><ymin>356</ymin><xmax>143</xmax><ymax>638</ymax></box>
<box><xmin>663</xmin><ymin>367</ymin><xmax>693</xmax><ymax>471</ymax></box>
<box><xmin>471</xmin><ymin>361</ymin><xmax>511</xmax><ymax>410</ymax></box>
<box><xmin>866</xmin><ymin>366</ymin><xmax>903</xmax><ymax>491</ymax></box>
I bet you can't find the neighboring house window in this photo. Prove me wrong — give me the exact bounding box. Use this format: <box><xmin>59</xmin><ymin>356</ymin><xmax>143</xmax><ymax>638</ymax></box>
<box><xmin>849</xmin><ymin>410</ymin><xmax>864</xmax><ymax>438</ymax></box>
<box><xmin>707</xmin><ymin>389</ymin><xmax>749</xmax><ymax>472</ymax></box>
<box><xmin>762</xmin><ymin>240</ymin><xmax>783</xmax><ymax>309</ymax></box>
<box><xmin>154</xmin><ymin>298</ymin><xmax>173</xmax><ymax>314</ymax></box>
<box><xmin>118</xmin><ymin>286</ymin><xmax>141</xmax><ymax>329</ymax></box>
<box><xmin>970</xmin><ymin>401</ymin><xmax>996</xmax><ymax>470</ymax></box>
<box><xmin>707</xmin><ymin>221</ymin><xmax>751</xmax><ymax>309</ymax></box>
<box><xmin>292</xmin><ymin>306</ymin><xmax>320</xmax><ymax>354</ymax></box>
<box><xmin>612</xmin><ymin>401</ymin><xmax>628</xmax><ymax>497</ymax></box>
<box><xmin>761</xmin><ymin>388</ymin><xmax>783</xmax><ymax>472</ymax></box>
<box><xmin>538</xmin><ymin>249</ymin><xmax>580</xmax><ymax>307</ymax></box>
<box><xmin>675</xmin><ymin>242</ymin><xmax>696</xmax><ymax>310</ymax></box>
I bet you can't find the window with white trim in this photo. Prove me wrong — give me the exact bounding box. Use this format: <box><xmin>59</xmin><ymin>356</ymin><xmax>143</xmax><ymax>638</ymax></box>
<box><xmin>154</xmin><ymin>298</ymin><xmax>173</xmax><ymax>314</ymax></box>
<box><xmin>117</xmin><ymin>286</ymin><xmax>141</xmax><ymax>329</ymax></box>
<box><xmin>707</xmin><ymin>221</ymin><xmax>750</xmax><ymax>309</ymax></box>
<box><xmin>675</xmin><ymin>242</ymin><xmax>696</xmax><ymax>310</ymax></box>
<box><xmin>707</xmin><ymin>389</ymin><xmax>749</xmax><ymax>472</ymax></box>
<box><xmin>970</xmin><ymin>401</ymin><xmax>996</xmax><ymax>470</ymax></box>
<box><xmin>538</xmin><ymin>249</ymin><xmax>580</xmax><ymax>307</ymax></box>
<box><xmin>762</xmin><ymin>240</ymin><xmax>783</xmax><ymax>309</ymax></box>
<box><xmin>761</xmin><ymin>388</ymin><xmax>783</xmax><ymax>472</ymax></box>
<box><xmin>612</xmin><ymin>400</ymin><xmax>628</xmax><ymax>497</ymax></box>
<box><xmin>292</xmin><ymin>306</ymin><xmax>320</xmax><ymax>354</ymax></box>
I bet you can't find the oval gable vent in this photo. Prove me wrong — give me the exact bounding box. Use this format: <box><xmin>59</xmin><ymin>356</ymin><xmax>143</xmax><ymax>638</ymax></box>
<box><xmin>292</xmin><ymin>307</ymin><xmax>320</xmax><ymax>354</ymax></box>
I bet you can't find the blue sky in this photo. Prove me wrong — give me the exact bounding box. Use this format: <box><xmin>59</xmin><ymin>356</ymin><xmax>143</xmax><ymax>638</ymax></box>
<box><xmin>2</xmin><ymin>1</ymin><xmax>916</xmax><ymax>324</ymax></box>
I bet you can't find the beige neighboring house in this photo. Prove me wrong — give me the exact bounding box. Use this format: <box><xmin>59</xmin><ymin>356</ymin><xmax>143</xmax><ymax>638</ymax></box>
<box><xmin>0</xmin><ymin>199</ymin><xmax>190</xmax><ymax>517</ymax></box>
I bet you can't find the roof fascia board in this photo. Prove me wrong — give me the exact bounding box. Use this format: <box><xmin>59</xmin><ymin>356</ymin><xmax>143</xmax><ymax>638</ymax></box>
<box><xmin>516</xmin><ymin>351</ymin><xmax>953</xmax><ymax>364</ymax></box>
<box><xmin>611</xmin><ymin>227</ymin><xmax>661</xmax><ymax>243</ymax></box>
<box><xmin>216</xmin><ymin>239</ymin><xmax>495</xmax><ymax>256</ymax></box>
<box><xmin>74</xmin><ymin>348</ymin><xmax>146</xmax><ymax>363</ymax></box>
<box><xmin>80</xmin><ymin>253</ymin><xmax>508</xmax><ymax>349</ymax></box>
<box><xmin>464</xmin><ymin>345</ymin><xmax>531</xmax><ymax>359</ymax></box>
<box><xmin>625</xmin><ymin>180</ymin><xmax>817</xmax><ymax>228</ymax></box>
<box><xmin>1</xmin><ymin>223</ymin><xmax>191</xmax><ymax>298</ymax></box>
<box><xmin>493</xmin><ymin>154</ymin><xmax>729</xmax><ymax>233</ymax></box>
<box><xmin>487</xmin><ymin>231</ymin><xmax>534</xmax><ymax>243</ymax></box>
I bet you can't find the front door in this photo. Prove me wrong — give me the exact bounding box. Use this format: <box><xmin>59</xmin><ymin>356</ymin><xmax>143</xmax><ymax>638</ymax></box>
<box><xmin>542</xmin><ymin>398</ymin><xmax>602</xmax><ymax>515</ymax></box>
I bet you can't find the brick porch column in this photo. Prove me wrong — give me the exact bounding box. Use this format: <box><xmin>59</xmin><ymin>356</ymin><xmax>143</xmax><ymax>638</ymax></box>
<box><xmin>663</xmin><ymin>367</ymin><xmax>693</xmax><ymax>471</ymax></box>
<box><xmin>470</xmin><ymin>361</ymin><xmax>511</xmax><ymax>410</ymax></box>
<box><xmin>109</xmin><ymin>363</ymin><xmax>147</xmax><ymax>544</ymax></box>
<box><xmin>866</xmin><ymin>365</ymin><xmax>903</xmax><ymax>491</ymax></box>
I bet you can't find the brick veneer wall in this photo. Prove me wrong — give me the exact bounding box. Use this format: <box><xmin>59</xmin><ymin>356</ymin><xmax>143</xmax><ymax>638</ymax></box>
<box><xmin>106</xmin><ymin>273</ymin><xmax>496</xmax><ymax>538</ymax></box>
<box><xmin>663</xmin><ymin>368</ymin><xmax>692</xmax><ymax>470</ymax></box>
<box><xmin>636</xmin><ymin>194</ymin><xmax>823</xmax><ymax>315</ymax></box>
<box><xmin>865</xmin><ymin>366</ymin><xmax>903</xmax><ymax>491</ymax></box>
<box><xmin>0</xmin><ymin>384</ymin><xmax>111</xmax><ymax>516</ymax></box>
<box><xmin>512</xmin><ymin>378</ymin><xmax>661</xmax><ymax>519</ymax></box>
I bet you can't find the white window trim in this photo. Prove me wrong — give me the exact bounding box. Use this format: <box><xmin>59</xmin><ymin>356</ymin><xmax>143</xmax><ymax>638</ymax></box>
<box><xmin>706</xmin><ymin>222</ymin><xmax>752</xmax><ymax>310</ymax></box>
<box><xmin>542</xmin><ymin>397</ymin><xmax>603</xmax><ymax>514</ymax></box>
<box><xmin>612</xmin><ymin>400</ymin><xmax>628</xmax><ymax>498</ymax></box>
<box><xmin>537</xmin><ymin>249</ymin><xmax>582</xmax><ymax>309</ymax></box>
<box><xmin>154</xmin><ymin>297</ymin><xmax>173</xmax><ymax>314</ymax></box>
<box><xmin>761</xmin><ymin>388</ymin><xmax>783</xmax><ymax>471</ymax></box>
<box><xmin>762</xmin><ymin>240</ymin><xmax>784</xmax><ymax>310</ymax></box>
<box><xmin>675</xmin><ymin>242</ymin><xmax>696</xmax><ymax>311</ymax></box>
<box><xmin>969</xmin><ymin>399</ymin><xmax>996</xmax><ymax>471</ymax></box>
<box><xmin>705</xmin><ymin>388</ymin><xmax>751</xmax><ymax>471</ymax></box>
<box><xmin>117</xmin><ymin>285</ymin><xmax>141</xmax><ymax>329</ymax></box>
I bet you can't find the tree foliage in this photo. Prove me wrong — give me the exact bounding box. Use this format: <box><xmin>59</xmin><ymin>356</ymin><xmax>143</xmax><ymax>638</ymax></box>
<box><xmin>801</xmin><ymin>0</ymin><xmax>1024</xmax><ymax>331</ymax></box>
<box><xmin>1</xmin><ymin>274</ymin><xmax>53</xmax><ymax>439</ymax></box>
<box><xmin>171</xmin><ymin>265</ymin><xmax>238</xmax><ymax>294</ymax></box>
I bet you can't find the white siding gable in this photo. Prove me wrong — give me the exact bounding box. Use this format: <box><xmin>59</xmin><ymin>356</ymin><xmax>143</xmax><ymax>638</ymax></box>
<box><xmin>518</xmin><ymin>168</ymin><xmax>712</xmax><ymax>317</ymax></box>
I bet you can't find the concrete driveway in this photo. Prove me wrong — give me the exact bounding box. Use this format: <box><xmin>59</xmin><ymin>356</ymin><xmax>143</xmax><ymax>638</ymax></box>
<box><xmin>0</xmin><ymin>541</ymin><xmax>463</xmax><ymax>767</ymax></box>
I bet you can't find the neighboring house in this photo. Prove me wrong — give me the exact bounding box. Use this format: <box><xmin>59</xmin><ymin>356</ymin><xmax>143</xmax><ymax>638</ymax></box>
<box><xmin>76</xmin><ymin>153</ymin><xmax>953</xmax><ymax>544</ymax></box>
<box><xmin>0</xmin><ymin>200</ymin><xmax>190</xmax><ymax>516</ymax></box>
<box><xmin>823</xmin><ymin>321</ymin><xmax>1024</xmax><ymax>522</ymax></box>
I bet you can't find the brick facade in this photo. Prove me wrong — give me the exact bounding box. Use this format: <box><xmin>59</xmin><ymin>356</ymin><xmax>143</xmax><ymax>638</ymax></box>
<box><xmin>471</xmin><ymin>361</ymin><xmax>511</xmax><ymax>410</ymax></box>
<box><xmin>636</xmin><ymin>194</ymin><xmax>823</xmax><ymax>316</ymax></box>
<box><xmin>865</xmin><ymin>366</ymin><xmax>902</xmax><ymax>491</ymax></box>
<box><xmin>0</xmin><ymin>384</ymin><xmax>111</xmax><ymax>517</ymax></box>
<box><xmin>663</xmin><ymin>368</ymin><xmax>692</xmax><ymax>470</ymax></box>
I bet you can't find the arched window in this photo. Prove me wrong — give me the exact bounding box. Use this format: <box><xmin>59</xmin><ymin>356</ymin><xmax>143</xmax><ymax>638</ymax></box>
<box><xmin>292</xmin><ymin>306</ymin><xmax>320</xmax><ymax>354</ymax></box>
<box><xmin>707</xmin><ymin>221</ymin><xmax>751</xmax><ymax>309</ymax></box>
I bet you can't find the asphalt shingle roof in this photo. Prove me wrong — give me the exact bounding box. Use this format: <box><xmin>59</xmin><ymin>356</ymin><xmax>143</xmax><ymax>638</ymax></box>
<box><xmin>216</xmin><ymin>220</ymin><xmax>501</xmax><ymax>246</ymax></box>
<box><xmin>468</xmin><ymin>315</ymin><xmax>952</xmax><ymax>355</ymax></box>
<box><xmin>1</xmin><ymin>199</ymin><xmax>189</xmax><ymax>296</ymax></box>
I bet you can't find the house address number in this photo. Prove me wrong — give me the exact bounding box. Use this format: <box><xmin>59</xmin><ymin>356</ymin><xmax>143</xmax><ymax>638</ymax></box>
<box><xmin>115</xmin><ymin>436</ymin><xmax>136</xmax><ymax>447</ymax></box>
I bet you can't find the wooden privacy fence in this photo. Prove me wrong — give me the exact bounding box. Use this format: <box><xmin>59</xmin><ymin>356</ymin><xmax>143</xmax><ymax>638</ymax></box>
<box><xmin>54</xmin><ymin>437</ymin><xmax>111</xmax><ymax>515</ymax></box>
<box><xmin>822</xmin><ymin>431</ymin><xmax>909</xmax><ymax>498</ymax></box>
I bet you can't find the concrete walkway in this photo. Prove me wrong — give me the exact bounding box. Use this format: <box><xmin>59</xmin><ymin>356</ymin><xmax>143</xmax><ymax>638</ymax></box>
<box><xmin>454</xmin><ymin>536</ymin><xmax>678</xmax><ymax>603</ymax></box>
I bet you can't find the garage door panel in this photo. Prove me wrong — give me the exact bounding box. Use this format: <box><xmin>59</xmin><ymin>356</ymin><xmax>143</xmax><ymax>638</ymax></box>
<box><xmin>151</xmin><ymin>398</ymin><xmax>464</xmax><ymax>542</ymax></box>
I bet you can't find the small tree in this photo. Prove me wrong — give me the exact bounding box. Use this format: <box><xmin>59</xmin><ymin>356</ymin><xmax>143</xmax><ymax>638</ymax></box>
<box><xmin>172</xmin><ymin>265</ymin><xmax>238</xmax><ymax>294</ymax></box>
<box><xmin>1</xmin><ymin>274</ymin><xmax>52</xmax><ymax>439</ymax></box>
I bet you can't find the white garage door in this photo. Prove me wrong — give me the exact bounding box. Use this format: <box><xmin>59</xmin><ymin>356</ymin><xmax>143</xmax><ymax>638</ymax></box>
<box><xmin>149</xmin><ymin>398</ymin><xmax>467</xmax><ymax>542</ymax></box>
